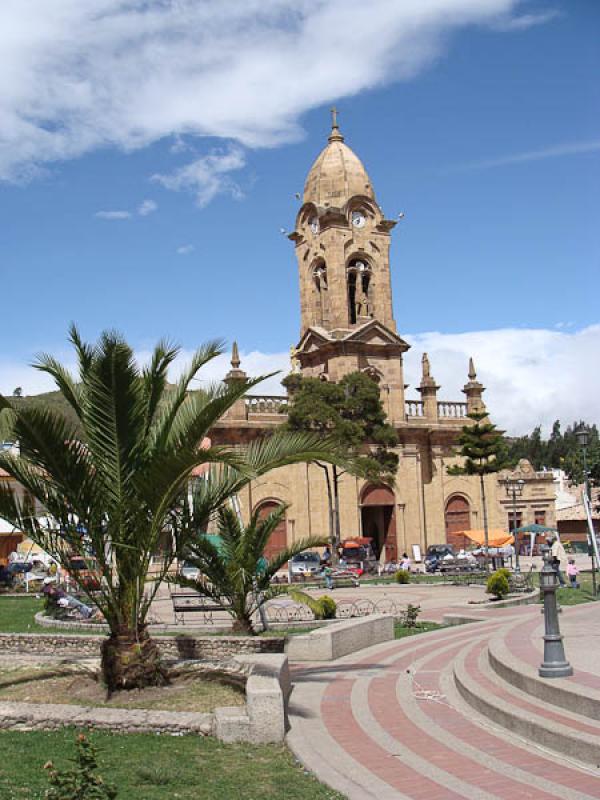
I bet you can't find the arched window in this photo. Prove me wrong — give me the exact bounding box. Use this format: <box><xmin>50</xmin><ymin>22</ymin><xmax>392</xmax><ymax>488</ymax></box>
<box><xmin>445</xmin><ymin>495</ymin><xmax>471</xmax><ymax>549</ymax></box>
<box><xmin>347</xmin><ymin>258</ymin><xmax>373</xmax><ymax>324</ymax></box>
<box><xmin>255</xmin><ymin>500</ymin><xmax>288</xmax><ymax>561</ymax></box>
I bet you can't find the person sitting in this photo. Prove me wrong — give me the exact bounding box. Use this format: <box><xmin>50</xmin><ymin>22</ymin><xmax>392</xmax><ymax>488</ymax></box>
<box><xmin>42</xmin><ymin>579</ymin><xmax>94</xmax><ymax>619</ymax></box>
<box><xmin>400</xmin><ymin>552</ymin><xmax>411</xmax><ymax>572</ymax></box>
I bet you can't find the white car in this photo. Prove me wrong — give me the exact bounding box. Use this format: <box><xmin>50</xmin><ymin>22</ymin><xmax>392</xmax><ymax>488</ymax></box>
<box><xmin>290</xmin><ymin>551</ymin><xmax>321</xmax><ymax>576</ymax></box>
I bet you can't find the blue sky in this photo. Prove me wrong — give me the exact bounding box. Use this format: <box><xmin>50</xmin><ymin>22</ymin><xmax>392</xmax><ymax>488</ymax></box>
<box><xmin>0</xmin><ymin>0</ymin><xmax>598</xmax><ymax>433</ymax></box>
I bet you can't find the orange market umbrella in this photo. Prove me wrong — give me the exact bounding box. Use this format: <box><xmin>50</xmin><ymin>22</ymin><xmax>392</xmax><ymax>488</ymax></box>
<box><xmin>460</xmin><ymin>529</ymin><xmax>514</xmax><ymax>547</ymax></box>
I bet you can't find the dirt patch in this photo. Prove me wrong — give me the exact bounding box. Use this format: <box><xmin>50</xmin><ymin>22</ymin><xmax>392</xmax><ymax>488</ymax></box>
<box><xmin>0</xmin><ymin>666</ymin><xmax>245</xmax><ymax>712</ymax></box>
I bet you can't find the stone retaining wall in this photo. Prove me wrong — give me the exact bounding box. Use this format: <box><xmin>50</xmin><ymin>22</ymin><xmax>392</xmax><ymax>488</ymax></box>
<box><xmin>0</xmin><ymin>653</ymin><xmax>291</xmax><ymax>744</ymax></box>
<box><xmin>285</xmin><ymin>613</ymin><xmax>394</xmax><ymax>661</ymax></box>
<box><xmin>0</xmin><ymin>632</ymin><xmax>284</xmax><ymax>660</ymax></box>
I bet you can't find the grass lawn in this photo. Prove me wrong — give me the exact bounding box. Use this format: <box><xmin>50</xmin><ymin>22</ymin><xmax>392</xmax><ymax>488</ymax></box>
<box><xmin>0</xmin><ymin>728</ymin><xmax>344</xmax><ymax>800</ymax></box>
<box><xmin>0</xmin><ymin>595</ymin><xmax>49</xmax><ymax>633</ymax></box>
<box><xmin>535</xmin><ymin>572</ymin><xmax>598</xmax><ymax>606</ymax></box>
<box><xmin>394</xmin><ymin>621</ymin><xmax>442</xmax><ymax>639</ymax></box>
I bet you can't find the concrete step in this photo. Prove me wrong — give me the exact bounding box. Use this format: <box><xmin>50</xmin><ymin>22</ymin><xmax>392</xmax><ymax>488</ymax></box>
<box><xmin>289</xmin><ymin>616</ymin><xmax>600</xmax><ymax>799</ymax></box>
<box><xmin>488</xmin><ymin>622</ymin><xmax>600</xmax><ymax>722</ymax></box>
<box><xmin>454</xmin><ymin>637</ymin><xmax>600</xmax><ymax>767</ymax></box>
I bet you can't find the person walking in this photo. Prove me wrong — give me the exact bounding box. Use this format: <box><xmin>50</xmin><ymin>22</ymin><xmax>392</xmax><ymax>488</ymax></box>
<box><xmin>549</xmin><ymin>535</ymin><xmax>567</xmax><ymax>587</ymax></box>
<box><xmin>566</xmin><ymin>559</ymin><xmax>580</xmax><ymax>589</ymax></box>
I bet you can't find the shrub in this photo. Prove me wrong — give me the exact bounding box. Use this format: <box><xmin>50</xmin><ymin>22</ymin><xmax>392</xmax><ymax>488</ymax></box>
<box><xmin>44</xmin><ymin>733</ymin><xmax>117</xmax><ymax>799</ymax></box>
<box><xmin>486</xmin><ymin>570</ymin><xmax>510</xmax><ymax>600</ymax></box>
<box><xmin>395</xmin><ymin>569</ymin><xmax>410</xmax><ymax>584</ymax></box>
<box><xmin>315</xmin><ymin>595</ymin><xmax>337</xmax><ymax>619</ymax></box>
<box><xmin>398</xmin><ymin>603</ymin><xmax>421</xmax><ymax>628</ymax></box>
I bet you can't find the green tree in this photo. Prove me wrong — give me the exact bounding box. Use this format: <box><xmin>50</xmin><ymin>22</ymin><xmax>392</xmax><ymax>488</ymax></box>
<box><xmin>284</xmin><ymin>371</ymin><xmax>398</xmax><ymax>557</ymax></box>
<box><xmin>0</xmin><ymin>327</ymin><xmax>339</xmax><ymax>691</ymax></box>
<box><xmin>171</xmin><ymin>504</ymin><xmax>325</xmax><ymax>634</ymax></box>
<box><xmin>448</xmin><ymin>411</ymin><xmax>511</xmax><ymax>560</ymax></box>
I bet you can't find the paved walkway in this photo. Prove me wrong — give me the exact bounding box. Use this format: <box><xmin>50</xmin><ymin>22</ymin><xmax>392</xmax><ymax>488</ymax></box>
<box><xmin>288</xmin><ymin>603</ymin><xmax>600</xmax><ymax>799</ymax></box>
<box><xmin>149</xmin><ymin>581</ymin><xmax>491</xmax><ymax>628</ymax></box>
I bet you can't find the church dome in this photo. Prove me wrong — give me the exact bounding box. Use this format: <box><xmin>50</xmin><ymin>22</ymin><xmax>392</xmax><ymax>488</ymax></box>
<box><xmin>303</xmin><ymin>119</ymin><xmax>375</xmax><ymax>207</ymax></box>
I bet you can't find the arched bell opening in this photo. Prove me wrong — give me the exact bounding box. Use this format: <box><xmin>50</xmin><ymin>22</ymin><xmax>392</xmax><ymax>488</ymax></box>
<box><xmin>347</xmin><ymin>258</ymin><xmax>373</xmax><ymax>325</ymax></box>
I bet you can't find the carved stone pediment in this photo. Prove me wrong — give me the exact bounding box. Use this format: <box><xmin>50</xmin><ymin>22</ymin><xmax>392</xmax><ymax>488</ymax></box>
<box><xmin>295</xmin><ymin>327</ymin><xmax>331</xmax><ymax>354</ymax></box>
<box><xmin>343</xmin><ymin>320</ymin><xmax>410</xmax><ymax>350</ymax></box>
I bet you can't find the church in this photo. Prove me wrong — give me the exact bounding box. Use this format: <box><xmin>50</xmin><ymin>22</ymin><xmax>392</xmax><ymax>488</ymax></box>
<box><xmin>210</xmin><ymin>113</ymin><xmax>555</xmax><ymax>562</ymax></box>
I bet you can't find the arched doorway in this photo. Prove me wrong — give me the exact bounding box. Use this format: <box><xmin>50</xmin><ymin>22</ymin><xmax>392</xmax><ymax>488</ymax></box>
<box><xmin>360</xmin><ymin>485</ymin><xmax>397</xmax><ymax>562</ymax></box>
<box><xmin>445</xmin><ymin>495</ymin><xmax>471</xmax><ymax>549</ymax></box>
<box><xmin>255</xmin><ymin>500</ymin><xmax>288</xmax><ymax>561</ymax></box>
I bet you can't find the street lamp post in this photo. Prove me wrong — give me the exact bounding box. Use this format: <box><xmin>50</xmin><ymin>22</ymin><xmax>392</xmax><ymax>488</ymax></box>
<box><xmin>538</xmin><ymin>544</ymin><xmax>573</xmax><ymax>678</ymax></box>
<box><xmin>505</xmin><ymin>478</ymin><xmax>525</xmax><ymax>573</ymax></box>
<box><xmin>576</xmin><ymin>425</ymin><xmax>596</xmax><ymax>596</ymax></box>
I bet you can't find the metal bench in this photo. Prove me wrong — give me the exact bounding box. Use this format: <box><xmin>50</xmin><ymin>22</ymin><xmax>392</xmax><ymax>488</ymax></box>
<box><xmin>170</xmin><ymin>592</ymin><xmax>231</xmax><ymax>624</ymax></box>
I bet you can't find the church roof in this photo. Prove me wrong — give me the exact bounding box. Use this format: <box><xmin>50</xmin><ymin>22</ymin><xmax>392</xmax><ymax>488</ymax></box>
<box><xmin>303</xmin><ymin>117</ymin><xmax>375</xmax><ymax>206</ymax></box>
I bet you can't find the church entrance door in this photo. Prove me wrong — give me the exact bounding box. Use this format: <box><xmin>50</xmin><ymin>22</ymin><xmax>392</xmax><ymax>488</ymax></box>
<box><xmin>255</xmin><ymin>501</ymin><xmax>288</xmax><ymax>561</ymax></box>
<box><xmin>445</xmin><ymin>495</ymin><xmax>471</xmax><ymax>550</ymax></box>
<box><xmin>360</xmin><ymin>486</ymin><xmax>397</xmax><ymax>563</ymax></box>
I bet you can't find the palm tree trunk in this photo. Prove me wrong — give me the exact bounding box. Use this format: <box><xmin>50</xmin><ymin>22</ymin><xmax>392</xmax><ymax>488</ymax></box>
<box><xmin>479</xmin><ymin>473</ymin><xmax>490</xmax><ymax>570</ymax></box>
<box><xmin>232</xmin><ymin>614</ymin><xmax>255</xmax><ymax>635</ymax></box>
<box><xmin>101</xmin><ymin>625</ymin><xmax>168</xmax><ymax>693</ymax></box>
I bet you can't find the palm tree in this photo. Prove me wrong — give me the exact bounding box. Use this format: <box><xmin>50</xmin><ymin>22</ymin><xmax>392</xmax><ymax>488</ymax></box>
<box><xmin>0</xmin><ymin>327</ymin><xmax>340</xmax><ymax>692</ymax></box>
<box><xmin>171</xmin><ymin>504</ymin><xmax>326</xmax><ymax>634</ymax></box>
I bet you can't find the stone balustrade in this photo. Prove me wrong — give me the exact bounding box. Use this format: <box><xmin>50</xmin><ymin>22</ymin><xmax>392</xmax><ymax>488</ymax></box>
<box><xmin>245</xmin><ymin>395</ymin><xmax>288</xmax><ymax>415</ymax></box>
<box><xmin>438</xmin><ymin>401</ymin><xmax>468</xmax><ymax>418</ymax></box>
<box><xmin>405</xmin><ymin>400</ymin><xmax>425</xmax><ymax>417</ymax></box>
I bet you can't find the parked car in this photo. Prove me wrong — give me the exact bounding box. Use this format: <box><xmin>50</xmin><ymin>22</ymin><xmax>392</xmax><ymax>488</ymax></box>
<box><xmin>178</xmin><ymin>560</ymin><xmax>200</xmax><ymax>581</ymax></box>
<box><xmin>290</xmin><ymin>551</ymin><xmax>321</xmax><ymax>576</ymax></box>
<box><xmin>424</xmin><ymin>544</ymin><xmax>456</xmax><ymax>573</ymax></box>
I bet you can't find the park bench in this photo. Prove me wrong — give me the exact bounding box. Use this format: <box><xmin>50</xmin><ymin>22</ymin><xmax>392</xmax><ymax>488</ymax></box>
<box><xmin>313</xmin><ymin>573</ymin><xmax>360</xmax><ymax>589</ymax></box>
<box><xmin>170</xmin><ymin>591</ymin><xmax>231</xmax><ymax>624</ymax></box>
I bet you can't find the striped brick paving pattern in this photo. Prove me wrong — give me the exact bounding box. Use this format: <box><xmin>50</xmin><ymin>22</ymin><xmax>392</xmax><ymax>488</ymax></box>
<box><xmin>288</xmin><ymin>604</ymin><xmax>600</xmax><ymax>799</ymax></box>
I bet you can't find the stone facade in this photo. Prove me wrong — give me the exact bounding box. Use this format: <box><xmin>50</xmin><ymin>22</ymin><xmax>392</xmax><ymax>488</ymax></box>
<box><xmin>211</xmin><ymin>115</ymin><xmax>556</xmax><ymax>560</ymax></box>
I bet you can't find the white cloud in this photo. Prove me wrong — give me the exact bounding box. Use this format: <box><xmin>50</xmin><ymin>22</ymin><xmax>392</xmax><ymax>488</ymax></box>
<box><xmin>403</xmin><ymin>324</ymin><xmax>600</xmax><ymax>435</ymax></box>
<box><xmin>445</xmin><ymin>139</ymin><xmax>600</xmax><ymax>172</ymax></box>
<box><xmin>152</xmin><ymin>148</ymin><xmax>246</xmax><ymax>207</ymax></box>
<box><xmin>2</xmin><ymin>326</ymin><xmax>598</xmax><ymax>436</ymax></box>
<box><xmin>0</xmin><ymin>0</ymin><xmax>539</xmax><ymax>189</ymax></box>
<box><xmin>94</xmin><ymin>210</ymin><xmax>131</xmax><ymax>220</ymax></box>
<box><xmin>176</xmin><ymin>244</ymin><xmax>194</xmax><ymax>256</ymax></box>
<box><xmin>137</xmin><ymin>199</ymin><xmax>157</xmax><ymax>216</ymax></box>
<box><xmin>491</xmin><ymin>9</ymin><xmax>560</xmax><ymax>31</ymax></box>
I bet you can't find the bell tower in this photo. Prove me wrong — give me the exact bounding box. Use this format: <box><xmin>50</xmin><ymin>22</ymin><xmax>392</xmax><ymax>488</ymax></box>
<box><xmin>289</xmin><ymin>111</ymin><xmax>409</xmax><ymax>423</ymax></box>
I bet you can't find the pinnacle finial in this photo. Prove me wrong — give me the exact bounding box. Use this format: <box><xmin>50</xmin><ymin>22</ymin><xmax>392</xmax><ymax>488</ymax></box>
<box><xmin>328</xmin><ymin>106</ymin><xmax>344</xmax><ymax>142</ymax></box>
<box><xmin>468</xmin><ymin>357</ymin><xmax>476</xmax><ymax>381</ymax></box>
<box><xmin>231</xmin><ymin>341</ymin><xmax>240</xmax><ymax>370</ymax></box>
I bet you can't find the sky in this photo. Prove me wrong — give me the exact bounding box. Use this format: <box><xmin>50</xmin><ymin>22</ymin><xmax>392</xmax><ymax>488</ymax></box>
<box><xmin>0</xmin><ymin>0</ymin><xmax>598</xmax><ymax>436</ymax></box>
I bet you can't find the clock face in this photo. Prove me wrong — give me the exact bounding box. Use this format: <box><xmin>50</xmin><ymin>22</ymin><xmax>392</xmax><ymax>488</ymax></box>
<box><xmin>309</xmin><ymin>218</ymin><xmax>319</xmax><ymax>234</ymax></box>
<box><xmin>351</xmin><ymin>211</ymin><xmax>366</xmax><ymax>228</ymax></box>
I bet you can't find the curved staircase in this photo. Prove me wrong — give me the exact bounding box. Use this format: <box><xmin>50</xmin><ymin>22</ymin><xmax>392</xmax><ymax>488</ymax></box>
<box><xmin>288</xmin><ymin>603</ymin><xmax>600</xmax><ymax>800</ymax></box>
